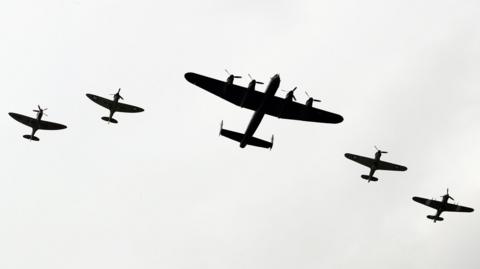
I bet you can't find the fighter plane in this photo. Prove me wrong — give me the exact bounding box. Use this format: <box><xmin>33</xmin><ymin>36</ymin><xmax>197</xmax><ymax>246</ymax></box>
<box><xmin>86</xmin><ymin>88</ymin><xmax>144</xmax><ymax>124</ymax></box>
<box><xmin>184</xmin><ymin>71</ymin><xmax>343</xmax><ymax>149</ymax></box>
<box><xmin>8</xmin><ymin>105</ymin><xmax>67</xmax><ymax>141</ymax></box>
<box><xmin>344</xmin><ymin>146</ymin><xmax>407</xmax><ymax>182</ymax></box>
<box><xmin>413</xmin><ymin>189</ymin><xmax>474</xmax><ymax>222</ymax></box>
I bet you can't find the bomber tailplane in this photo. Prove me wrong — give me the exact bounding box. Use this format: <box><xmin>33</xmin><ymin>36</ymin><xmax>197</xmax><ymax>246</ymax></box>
<box><xmin>219</xmin><ymin>125</ymin><xmax>273</xmax><ymax>150</ymax></box>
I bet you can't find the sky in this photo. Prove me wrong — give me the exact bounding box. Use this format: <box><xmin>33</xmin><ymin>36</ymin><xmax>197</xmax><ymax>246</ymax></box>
<box><xmin>0</xmin><ymin>0</ymin><xmax>479</xmax><ymax>268</ymax></box>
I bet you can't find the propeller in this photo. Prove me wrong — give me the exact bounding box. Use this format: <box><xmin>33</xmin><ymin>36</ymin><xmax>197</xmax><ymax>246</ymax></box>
<box><xmin>248</xmin><ymin>74</ymin><xmax>264</xmax><ymax>85</ymax></box>
<box><xmin>225</xmin><ymin>69</ymin><xmax>242</xmax><ymax>79</ymax></box>
<box><xmin>281</xmin><ymin>87</ymin><xmax>297</xmax><ymax>101</ymax></box>
<box><xmin>110</xmin><ymin>88</ymin><xmax>124</xmax><ymax>100</ymax></box>
<box><xmin>305</xmin><ymin>91</ymin><xmax>321</xmax><ymax>103</ymax></box>
<box><xmin>33</xmin><ymin>105</ymin><xmax>48</xmax><ymax>116</ymax></box>
<box><xmin>444</xmin><ymin>188</ymin><xmax>454</xmax><ymax>201</ymax></box>
<box><xmin>374</xmin><ymin>146</ymin><xmax>388</xmax><ymax>154</ymax></box>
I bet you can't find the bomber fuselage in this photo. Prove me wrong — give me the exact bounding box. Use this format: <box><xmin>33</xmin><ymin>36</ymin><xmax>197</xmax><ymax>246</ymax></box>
<box><xmin>240</xmin><ymin>74</ymin><xmax>281</xmax><ymax>148</ymax></box>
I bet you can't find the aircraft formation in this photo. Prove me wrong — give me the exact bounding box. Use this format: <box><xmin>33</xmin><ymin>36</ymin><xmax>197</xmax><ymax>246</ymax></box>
<box><xmin>7</xmin><ymin>70</ymin><xmax>474</xmax><ymax>223</ymax></box>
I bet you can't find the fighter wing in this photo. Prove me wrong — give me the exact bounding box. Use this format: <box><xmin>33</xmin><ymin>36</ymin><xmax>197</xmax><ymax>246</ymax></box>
<box><xmin>86</xmin><ymin>94</ymin><xmax>115</xmax><ymax>110</ymax></box>
<box><xmin>263</xmin><ymin>97</ymin><xmax>344</xmax><ymax>123</ymax></box>
<box><xmin>38</xmin><ymin>120</ymin><xmax>67</xmax><ymax>130</ymax></box>
<box><xmin>444</xmin><ymin>203</ymin><xmax>474</xmax><ymax>213</ymax></box>
<box><xmin>115</xmin><ymin>102</ymin><xmax>144</xmax><ymax>113</ymax></box>
<box><xmin>185</xmin><ymin>72</ymin><xmax>263</xmax><ymax>108</ymax></box>
<box><xmin>9</xmin><ymin>113</ymin><xmax>36</xmax><ymax>127</ymax></box>
<box><xmin>9</xmin><ymin>113</ymin><xmax>66</xmax><ymax>130</ymax></box>
<box><xmin>412</xmin><ymin>197</ymin><xmax>442</xmax><ymax>210</ymax></box>
<box><xmin>376</xmin><ymin>160</ymin><xmax>407</xmax><ymax>171</ymax></box>
<box><xmin>344</xmin><ymin>153</ymin><xmax>375</xmax><ymax>168</ymax></box>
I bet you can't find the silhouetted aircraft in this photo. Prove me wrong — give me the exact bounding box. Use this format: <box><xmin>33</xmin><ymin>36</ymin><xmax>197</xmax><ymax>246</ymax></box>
<box><xmin>344</xmin><ymin>146</ymin><xmax>407</xmax><ymax>182</ymax></box>
<box><xmin>86</xmin><ymin>88</ymin><xmax>144</xmax><ymax>124</ymax></box>
<box><xmin>185</xmin><ymin>71</ymin><xmax>343</xmax><ymax>149</ymax></box>
<box><xmin>413</xmin><ymin>189</ymin><xmax>474</xmax><ymax>222</ymax></box>
<box><xmin>8</xmin><ymin>105</ymin><xmax>67</xmax><ymax>141</ymax></box>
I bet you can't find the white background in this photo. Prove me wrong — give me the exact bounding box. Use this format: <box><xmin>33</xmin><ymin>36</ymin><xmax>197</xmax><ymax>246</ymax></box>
<box><xmin>0</xmin><ymin>1</ymin><xmax>479</xmax><ymax>268</ymax></box>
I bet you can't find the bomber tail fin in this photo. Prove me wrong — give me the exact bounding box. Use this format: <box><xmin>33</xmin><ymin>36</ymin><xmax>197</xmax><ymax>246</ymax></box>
<box><xmin>361</xmin><ymin>175</ymin><xmax>378</xmax><ymax>182</ymax></box>
<box><xmin>23</xmin><ymin>135</ymin><xmax>40</xmax><ymax>141</ymax></box>
<box><xmin>101</xmin><ymin>116</ymin><xmax>118</xmax><ymax>124</ymax></box>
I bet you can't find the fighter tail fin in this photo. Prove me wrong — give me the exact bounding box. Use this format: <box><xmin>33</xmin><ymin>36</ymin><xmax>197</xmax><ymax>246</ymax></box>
<box><xmin>361</xmin><ymin>175</ymin><xmax>378</xmax><ymax>182</ymax></box>
<box><xmin>23</xmin><ymin>135</ymin><xmax>40</xmax><ymax>141</ymax></box>
<box><xmin>101</xmin><ymin>117</ymin><xmax>118</xmax><ymax>124</ymax></box>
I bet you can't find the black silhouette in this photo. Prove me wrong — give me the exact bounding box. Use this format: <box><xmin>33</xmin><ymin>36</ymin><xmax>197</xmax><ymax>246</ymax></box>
<box><xmin>345</xmin><ymin>146</ymin><xmax>407</xmax><ymax>182</ymax></box>
<box><xmin>185</xmin><ymin>72</ymin><xmax>343</xmax><ymax>149</ymax></box>
<box><xmin>8</xmin><ymin>105</ymin><xmax>67</xmax><ymax>141</ymax></box>
<box><xmin>413</xmin><ymin>189</ymin><xmax>474</xmax><ymax>222</ymax></box>
<box><xmin>86</xmin><ymin>88</ymin><xmax>144</xmax><ymax>124</ymax></box>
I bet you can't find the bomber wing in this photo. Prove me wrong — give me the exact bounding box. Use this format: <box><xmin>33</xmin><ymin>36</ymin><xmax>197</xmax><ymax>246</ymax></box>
<box><xmin>185</xmin><ymin>72</ymin><xmax>343</xmax><ymax>123</ymax></box>
<box><xmin>444</xmin><ymin>203</ymin><xmax>474</xmax><ymax>213</ymax></box>
<box><xmin>344</xmin><ymin>153</ymin><xmax>375</xmax><ymax>168</ymax></box>
<box><xmin>263</xmin><ymin>97</ymin><xmax>343</xmax><ymax>123</ymax></box>
<box><xmin>185</xmin><ymin>72</ymin><xmax>261</xmax><ymax>108</ymax></box>
<box><xmin>412</xmin><ymin>197</ymin><xmax>442</xmax><ymax>210</ymax></box>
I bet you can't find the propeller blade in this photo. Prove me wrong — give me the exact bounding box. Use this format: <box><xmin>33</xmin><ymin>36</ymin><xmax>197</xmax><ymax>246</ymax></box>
<box><xmin>447</xmin><ymin>188</ymin><xmax>454</xmax><ymax>200</ymax></box>
<box><xmin>305</xmin><ymin>91</ymin><xmax>310</xmax><ymax>98</ymax></box>
<box><xmin>234</xmin><ymin>76</ymin><xmax>242</xmax><ymax>79</ymax></box>
<box><xmin>248</xmin><ymin>74</ymin><xmax>263</xmax><ymax>84</ymax></box>
<box><xmin>291</xmin><ymin>87</ymin><xmax>298</xmax><ymax>100</ymax></box>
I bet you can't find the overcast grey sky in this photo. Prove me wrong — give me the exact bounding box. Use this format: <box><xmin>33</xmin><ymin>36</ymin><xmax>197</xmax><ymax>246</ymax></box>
<box><xmin>0</xmin><ymin>0</ymin><xmax>479</xmax><ymax>268</ymax></box>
